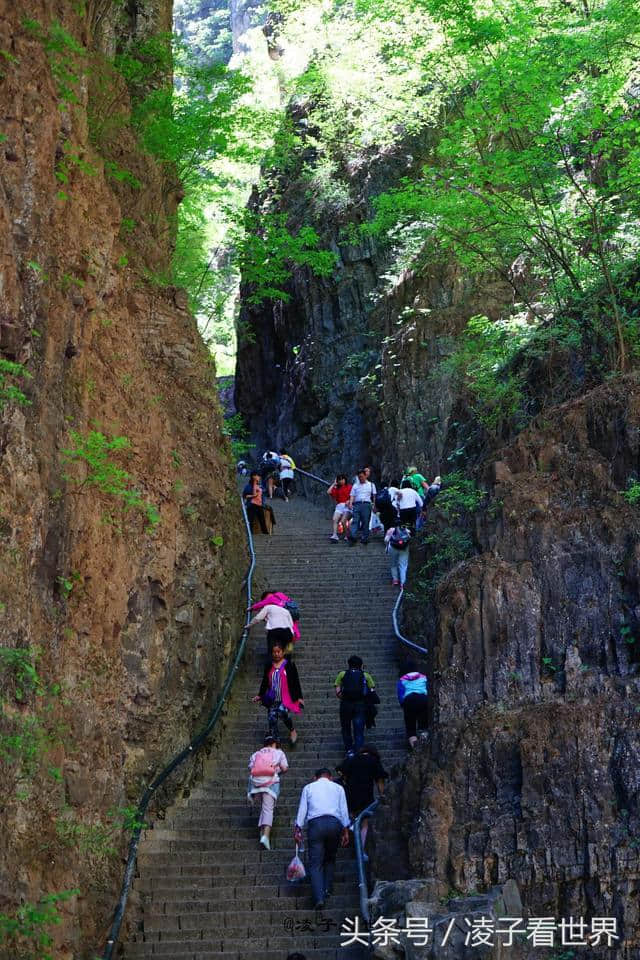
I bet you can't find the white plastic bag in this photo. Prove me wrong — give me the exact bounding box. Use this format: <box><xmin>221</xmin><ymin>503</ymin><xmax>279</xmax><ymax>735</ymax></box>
<box><xmin>286</xmin><ymin>844</ymin><xmax>306</xmax><ymax>883</ymax></box>
<box><xmin>369</xmin><ymin>512</ymin><xmax>384</xmax><ymax>534</ymax></box>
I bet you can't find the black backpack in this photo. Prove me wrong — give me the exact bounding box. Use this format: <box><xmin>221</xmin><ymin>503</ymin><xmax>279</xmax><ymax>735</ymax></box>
<box><xmin>390</xmin><ymin>526</ymin><xmax>411</xmax><ymax>550</ymax></box>
<box><xmin>341</xmin><ymin>668</ymin><xmax>367</xmax><ymax>702</ymax></box>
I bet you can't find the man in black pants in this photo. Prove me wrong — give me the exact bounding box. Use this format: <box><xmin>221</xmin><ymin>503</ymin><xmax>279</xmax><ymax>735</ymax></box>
<box><xmin>334</xmin><ymin>655</ymin><xmax>377</xmax><ymax>755</ymax></box>
<box><xmin>294</xmin><ymin>769</ymin><xmax>350</xmax><ymax>909</ymax></box>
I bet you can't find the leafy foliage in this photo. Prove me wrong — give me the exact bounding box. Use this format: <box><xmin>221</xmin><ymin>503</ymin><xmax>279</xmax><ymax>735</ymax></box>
<box><xmin>440</xmin><ymin>315</ymin><xmax>529</xmax><ymax>437</ymax></box>
<box><xmin>410</xmin><ymin>472</ymin><xmax>483</xmax><ymax>600</ymax></box>
<box><xmin>0</xmin><ymin>889</ymin><xmax>78</xmax><ymax>960</ymax></box>
<box><xmin>237</xmin><ymin>212</ymin><xmax>336</xmax><ymax>304</ymax></box>
<box><xmin>61</xmin><ymin>431</ymin><xmax>160</xmax><ymax>532</ymax></box>
<box><xmin>0</xmin><ymin>358</ymin><xmax>31</xmax><ymax>410</ymax></box>
<box><xmin>364</xmin><ymin>0</ymin><xmax>640</xmax><ymax>371</ymax></box>
<box><xmin>222</xmin><ymin>411</ymin><xmax>254</xmax><ymax>459</ymax></box>
<box><xmin>621</xmin><ymin>479</ymin><xmax>640</xmax><ymax>506</ymax></box>
<box><xmin>0</xmin><ymin>650</ymin><xmax>65</xmax><ymax>804</ymax></box>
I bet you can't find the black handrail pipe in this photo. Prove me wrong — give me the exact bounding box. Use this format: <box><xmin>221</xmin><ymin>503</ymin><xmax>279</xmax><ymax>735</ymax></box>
<box><xmin>102</xmin><ymin>497</ymin><xmax>256</xmax><ymax>959</ymax></box>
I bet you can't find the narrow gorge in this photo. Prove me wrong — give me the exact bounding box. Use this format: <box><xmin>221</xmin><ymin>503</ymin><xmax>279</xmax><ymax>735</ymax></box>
<box><xmin>1</xmin><ymin>0</ymin><xmax>639</xmax><ymax>958</ymax></box>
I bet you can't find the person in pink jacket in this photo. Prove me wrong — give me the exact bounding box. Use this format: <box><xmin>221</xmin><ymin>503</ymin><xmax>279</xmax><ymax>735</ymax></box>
<box><xmin>250</xmin><ymin>590</ymin><xmax>301</xmax><ymax>651</ymax></box>
<box><xmin>247</xmin><ymin>734</ymin><xmax>289</xmax><ymax>850</ymax></box>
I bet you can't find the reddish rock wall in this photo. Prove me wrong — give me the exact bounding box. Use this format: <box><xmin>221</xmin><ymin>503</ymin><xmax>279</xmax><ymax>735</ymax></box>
<box><xmin>0</xmin><ymin>1</ymin><xmax>245</xmax><ymax>955</ymax></box>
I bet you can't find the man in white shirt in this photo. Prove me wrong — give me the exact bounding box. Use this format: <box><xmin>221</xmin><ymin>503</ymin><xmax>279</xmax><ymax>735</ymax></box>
<box><xmin>294</xmin><ymin>769</ymin><xmax>350</xmax><ymax>909</ymax></box>
<box><xmin>348</xmin><ymin>469</ymin><xmax>377</xmax><ymax>546</ymax></box>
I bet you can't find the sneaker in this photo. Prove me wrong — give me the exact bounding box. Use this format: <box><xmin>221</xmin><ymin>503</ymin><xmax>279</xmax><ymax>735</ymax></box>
<box><xmin>289</xmin><ymin>729</ymin><xmax>298</xmax><ymax>745</ymax></box>
<box><xmin>284</xmin><ymin>496</ymin><xmax>289</xmax><ymax>502</ymax></box>
<box><xmin>329</xmin><ymin>534</ymin><xmax>339</xmax><ymax>542</ymax></box>
<box><xmin>408</xmin><ymin>736</ymin><xmax>418</xmax><ymax>749</ymax></box>
<box><xmin>392</xmin><ymin>579</ymin><xmax>400</xmax><ymax>586</ymax></box>
<box><xmin>259</xmin><ymin>834</ymin><xmax>271</xmax><ymax>850</ymax></box>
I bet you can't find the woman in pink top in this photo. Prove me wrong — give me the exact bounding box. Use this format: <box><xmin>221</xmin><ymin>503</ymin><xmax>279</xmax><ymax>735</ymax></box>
<box><xmin>247</xmin><ymin>734</ymin><xmax>289</xmax><ymax>850</ymax></box>
<box><xmin>252</xmin><ymin>644</ymin><xmax>304</xmax><ymax>745</ymax></box>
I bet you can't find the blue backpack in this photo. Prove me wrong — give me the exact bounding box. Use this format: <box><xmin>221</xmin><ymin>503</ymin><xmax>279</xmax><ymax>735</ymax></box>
<box><xmin>284</xmin><ymin>599</ymin><xmax>300</xmax><ymax>622</ymax></box>
<box><xmin>390</xmin><ymin>526</ymin><xmax>411</xmax><ymax>550</ymax></box>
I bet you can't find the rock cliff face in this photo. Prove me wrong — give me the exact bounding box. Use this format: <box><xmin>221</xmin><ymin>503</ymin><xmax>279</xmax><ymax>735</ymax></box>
<box><xmin>234</xmin><ymin>113</ymin><xmax>640</xmax><ymax>959</ymax></box>
<box><xmin>0</xmin><ymin>1</ymin><xmax>245</xmax><ymax>955</ymax></box>
<box><xmin>373</xmin><ymin>379</ymin><xmax>640</xmax><ymax>957</ymax></box>
<box><xmin>234</xmin><ymin>136</ymin><xmax>432</xmax><ymax>477</ymax></box>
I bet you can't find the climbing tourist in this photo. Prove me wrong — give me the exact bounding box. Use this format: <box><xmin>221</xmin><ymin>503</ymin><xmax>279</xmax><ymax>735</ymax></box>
<box><xmin>401</xmin><ymin>465</ymin><xmax>429</xmax><ymax>495</ymax></box>
<box><xmin>247</xmin><ymin>734</ymin><xmax>289</xmax><ymax>851</ymax></box>
<box><xmin>352</xmin><ymin>464</ymin><xmax>373</xmax><ymax>485</ymax></box>
<box><xmin>388</xmin><ymin>481</ymin><xmax>423</xmax><ymax>529</ymax></box>
<box><xmin>243</xmin><ymin>471</ymin><xmax>275</xmax><ymax>534</ymax></box>
<box><xmin>278</xmin><ymin>449</ymin><xmax>296</xmax><ymax>500</ymax></box>
<box><xmin>248</xmin><ymin>596</ymin><xmax>296</xmax><ymax>656</ymax></box>
<box><xmin>334</xmin><ymin>655</ymin><xmax>377</xmax><ymax>754</ymax></box>
<box><xmin>347</xmin><ymin>469</ymin><xmax>377</xmax><ymax>545</ymax></box>
<box><xmin>250</xmin><ymin>590</ymin><xmax>301</xmax><ymax>650</ymax></box>
<box><xmin>375</xmin><ymin>482</ymin><xmax>399</xmax><ymax>532</ymax></box>
<box><xmin>293</xmin><ymin>769</ymin><xmax>350</xmax><ymax>910</ymax></box>
<box><xmin>253</xmin><ymin>644</ymin><xmax>304</xmax><ymax>744</ymax></box>
<box><xmin>423</xmin><ymin>475</ymin><xmax>442</xmax><ymax>505</ymax></box>
<box><xmin>328</xmin><ymin>474</ymin><xmax>352</xmax><ymax>541</ymax></box>
<box><xmin>384</xmin><ymin>524</ymin><xmax>412</xmax><ymax>588</ymax></box>
<box><xmin>397</xmin><ymin>662</ymin><xmax>429</xmax><ymax>749</ymax></box>
<box><xmin>260</xmin><ymin>449</ymin><xmax>280</xmax><ymax>499</ymax></box>
<box><xmin>337</xmin><ymin>744</ymin><xmax>388</xmax><ymax>859</ymax></box>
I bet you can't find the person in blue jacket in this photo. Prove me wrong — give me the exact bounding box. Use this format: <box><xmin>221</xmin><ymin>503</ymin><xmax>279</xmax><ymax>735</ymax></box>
<box><xmin>397</xmin><ymin>662</ymin><xmax>429</xmax><ymax>749</ymax></box>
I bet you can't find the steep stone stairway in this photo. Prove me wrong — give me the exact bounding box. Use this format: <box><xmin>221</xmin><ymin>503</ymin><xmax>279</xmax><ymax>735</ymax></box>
<box><xmin>123</xmin><ymin>490</ymin><xmax>408</xmax><ymax>960</ymax></box>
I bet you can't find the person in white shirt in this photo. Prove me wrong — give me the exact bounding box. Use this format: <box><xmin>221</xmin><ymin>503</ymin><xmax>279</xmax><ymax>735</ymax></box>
<box><xmin>278</xmin><ymin>450</ymin><xmax>296</xmax><ymax>500</ymax></box>
<box><xmin>248</xmin><ymin>603</ymin><xmax>295</xmax><ymax>655</ymax></box>
<box><xmin>388</xmin><ymin>481</ymin><xmax>423</xmax><ymax>529</ymax></box>
<box><xmin>348</xmin><ymin>469</ymin><xmax>377</xmax><ymax>546</ymax></box>
<box><xmin>294</xmin><ymin>769</ymin><xmax>350</xmax><ymax>909</ymax></box>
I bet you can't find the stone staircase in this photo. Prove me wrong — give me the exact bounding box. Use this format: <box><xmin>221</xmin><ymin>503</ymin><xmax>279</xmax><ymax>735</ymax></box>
<box><xmin>123</xmin><ymin>491</ymin><xmax>408</xmax><ymax>960</ymax></box>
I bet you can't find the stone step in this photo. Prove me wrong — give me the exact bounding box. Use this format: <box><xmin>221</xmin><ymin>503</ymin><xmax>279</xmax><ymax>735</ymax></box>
<box><xmin>123</xmin><ymin>491</ymin><xmax>408</xmax><ymax>960</ymax></box>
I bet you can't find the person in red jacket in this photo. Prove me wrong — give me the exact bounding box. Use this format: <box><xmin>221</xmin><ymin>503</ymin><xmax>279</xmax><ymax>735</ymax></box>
<box><xmin>328</xmin><ymin>474</ymin><xmax>352</xmax><ymax>542</ymax></box>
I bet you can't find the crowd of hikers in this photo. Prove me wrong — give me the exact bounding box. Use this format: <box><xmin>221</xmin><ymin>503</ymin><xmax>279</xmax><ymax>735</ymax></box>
<box><xmin>240</xmin><ymin>454</ymin><xmax>439</xmax><ymax>911</ymax></box>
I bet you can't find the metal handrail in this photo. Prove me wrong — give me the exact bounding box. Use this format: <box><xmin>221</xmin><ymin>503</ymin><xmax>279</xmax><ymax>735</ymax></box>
<box><xmin>294</xmin><ymin>467</ymin><xmax>427</xmax><ymax>654</ymax></box>
<box><xmin>293</xmin><ymin>466</ymin><xmax>331</xmax><ymax>487</ymax></box>
<box><xmin>354</xmin><ymin>798</ymin><xmax>380</xmax><ymax>932</ymax></box>
<box><xmin>392</xmin><ymin>590</ymin><xmax>428</xmax><ymax>655</ymax></box>
<box><xmin>102</xmin><ymin>497</ymin><xmax>256</xmax><ymax>959</ymax></box>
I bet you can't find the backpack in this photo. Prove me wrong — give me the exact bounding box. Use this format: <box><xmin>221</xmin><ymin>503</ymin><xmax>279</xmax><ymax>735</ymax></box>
<box><xmin>390</xmin><ymin>526</ymin><xmax>411</xmax><ymax>550</ymax></box>
<box><xmin>250</xmin><ymin>747</ymin><xmax>278</xmax><ymax>778</ymax></box>
<box><xmin>376</xmin><ymin>487</ymin><xmax>391</xmax><ymax>507</ymax></box>
<box><xmin>341</xmin><ymin>668</ymin><xmax>367</xmax><ymax>702</ymax></box>
<box><xmin>284</xmin><ymin>599</ymin><xmax>300</xmax><ymax>622</ymax></box>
